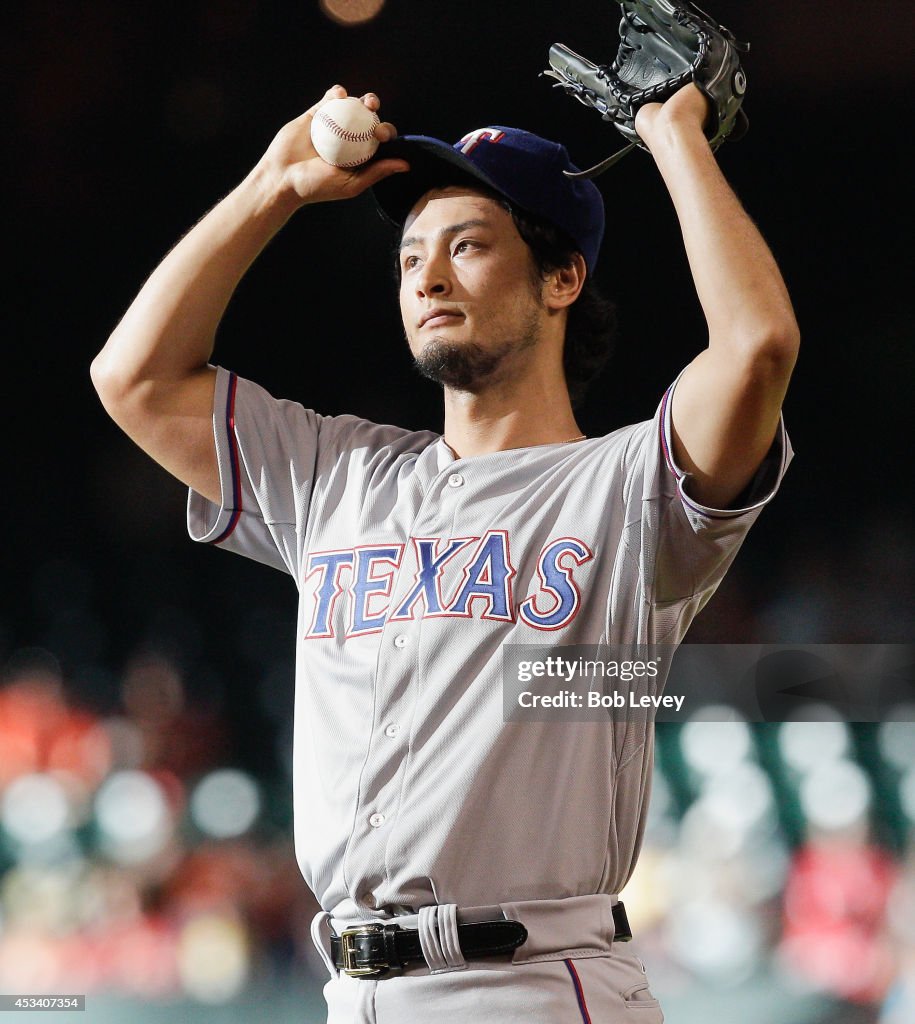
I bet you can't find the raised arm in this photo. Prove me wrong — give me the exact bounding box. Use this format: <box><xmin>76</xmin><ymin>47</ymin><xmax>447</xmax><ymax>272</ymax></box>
<box><xmin>90</xmin><ymin>86</ymin><xmax>407</xmax><ymax>503</ymax></box>
<box><xmin>634</xmin><ymin>85</ymin><xmax>800</xmax><ymax>509</ymax></box>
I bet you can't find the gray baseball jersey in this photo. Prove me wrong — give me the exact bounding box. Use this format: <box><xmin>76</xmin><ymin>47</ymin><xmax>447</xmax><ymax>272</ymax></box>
<box><xmin>188</xmin><ymin>365</ymin><xmax>791</xmax><ymax>922</ymax></box>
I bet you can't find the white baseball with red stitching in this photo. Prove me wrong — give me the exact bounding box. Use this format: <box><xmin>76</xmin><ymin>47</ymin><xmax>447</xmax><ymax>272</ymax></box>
<box><xmin>310</xmin><ymin>97</ymin><xmax>380</xmax><ymax>168</ymax></box>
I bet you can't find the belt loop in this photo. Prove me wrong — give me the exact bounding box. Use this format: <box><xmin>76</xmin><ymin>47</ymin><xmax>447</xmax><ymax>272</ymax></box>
<box><xmin>310</xmin><ymin>909</ymin><xmax>338</xmax><ymax>978</ymax></box>
<box><xmin>418</xmin><ymin>904</ymin><xmax>467</xmax><ymax>973</ymax></box>
<box><xmin>438</xmin><ymin>903</ymin><xmax>466</xmax><ymax>971</ymax></box>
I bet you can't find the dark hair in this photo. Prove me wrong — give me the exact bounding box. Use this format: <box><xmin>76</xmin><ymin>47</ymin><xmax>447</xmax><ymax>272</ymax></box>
<box><xmin>392</xmin><ymin>177</ymin><xmax>617</xmax><ymax>407</ymax></box>
<box><xmin>506</xmin><ymin>205</ymin><xmax>617</xmax><ymax>408</ymax></box>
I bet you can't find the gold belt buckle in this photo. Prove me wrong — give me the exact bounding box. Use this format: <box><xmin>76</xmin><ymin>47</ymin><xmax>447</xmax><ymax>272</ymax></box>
<box><xmin>340</xmin><ymin>924</ymin><xmax>386</xmax><ymax>977</ymax></box>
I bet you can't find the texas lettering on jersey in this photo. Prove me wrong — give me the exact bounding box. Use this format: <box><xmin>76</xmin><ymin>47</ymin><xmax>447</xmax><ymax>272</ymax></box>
<box><xmin>302</xmin><ymin>530</ymin><xmax>594</xmax><ymax>639</ymax></box>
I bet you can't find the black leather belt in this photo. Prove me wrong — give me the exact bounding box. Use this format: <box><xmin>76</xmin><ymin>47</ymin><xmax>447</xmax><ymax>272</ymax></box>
<box><xmin>331</xmin><ymin>900</ymin><xmax>632</xmax><ymax>978</ymax></box>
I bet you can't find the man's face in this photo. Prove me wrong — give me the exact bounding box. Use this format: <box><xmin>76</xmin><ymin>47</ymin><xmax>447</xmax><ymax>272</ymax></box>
<box><xmin>398</xmin><ymin>187</ymin><xmax>546</xmax><ymax>392</ymax></box>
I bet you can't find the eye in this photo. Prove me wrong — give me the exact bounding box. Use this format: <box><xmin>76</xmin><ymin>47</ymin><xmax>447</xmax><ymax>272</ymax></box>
<box><xmin>402</xmin><ymin>254</ymin><xmax>421</xmax><ymax>271</ymax></box>
<box><xmin>453</xmin><ymin>239</ymin><xmax>477</xmax><ymax>256</ymax></box>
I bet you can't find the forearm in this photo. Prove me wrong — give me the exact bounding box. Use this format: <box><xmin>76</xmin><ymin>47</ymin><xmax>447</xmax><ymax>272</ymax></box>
<box><xmin>91</xmin><ymin>164</ymin><xmax>297</xmax><ymax>392</ymax></box>
<box><xmin>646</xmin><ymin>124</ymin><xmax>799</xmax><ymax>360</ymax></box>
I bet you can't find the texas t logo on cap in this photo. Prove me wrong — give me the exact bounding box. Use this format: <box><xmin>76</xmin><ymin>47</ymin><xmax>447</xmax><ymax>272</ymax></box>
<box><xmin>459</xmin><ymin>128</ymin><xmax>507</xmax><ymax>155</ymax></box>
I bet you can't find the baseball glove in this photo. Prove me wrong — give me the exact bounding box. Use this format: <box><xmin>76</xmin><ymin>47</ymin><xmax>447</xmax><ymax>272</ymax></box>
<box><xmin>543</xmin><ymin>0</ymin><xmax>749</xmax><ymax>178</ymax></box>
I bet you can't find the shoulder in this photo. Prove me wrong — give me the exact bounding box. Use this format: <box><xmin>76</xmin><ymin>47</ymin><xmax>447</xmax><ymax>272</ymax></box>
<box><xmin>224</xmin><ymin>367</ymin><xmax>440</xmax><ymax>454</ymax></box>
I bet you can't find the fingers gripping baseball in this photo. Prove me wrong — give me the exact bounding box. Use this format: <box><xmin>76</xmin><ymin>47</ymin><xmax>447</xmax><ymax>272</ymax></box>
<box><xmin>263</xmin><ymin>86</ymin><xmax>408</xmax><ymax>205</ymax></box>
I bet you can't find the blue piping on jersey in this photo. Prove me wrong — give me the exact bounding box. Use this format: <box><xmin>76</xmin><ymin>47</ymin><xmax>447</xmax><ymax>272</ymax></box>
<box><xmin>659</xmin><ymin>381</ymin><xmax>785</xmax><ymax>522</ymax></box>
<box><xmin>211</xmin><ymin>371</ymin><xmax>242</xmax><ymax>544</ymax></box>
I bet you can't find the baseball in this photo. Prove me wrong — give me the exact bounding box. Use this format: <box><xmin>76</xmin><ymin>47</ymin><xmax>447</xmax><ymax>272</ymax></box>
<box><xmin>310</xmin><ymin>96</ymin><xmax>380</xmax><ymax>168</ymax></box>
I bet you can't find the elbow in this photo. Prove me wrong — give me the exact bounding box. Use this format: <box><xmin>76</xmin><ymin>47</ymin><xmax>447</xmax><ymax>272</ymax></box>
<box><xmin>90</xmin><ymin>342</ymin><xmax>138</xmax><ymax>414</ymax></box>
<box><xmin>90</xmin><ymin>348</ymin><xmax>121</xmax><ymax>404</ymax></box>
<box><xmin>89</xmin><ymin>351</ymin><xmax>108</xmax><ymax>395</ymax></box>
<box><xmin>729</xmin><ymin>320</ymin><xmax>800</xmax><ymax>382</ymax></box>
<box><xmin>765</xmin><ymin>307</ymin><xmax>801</xmax><ymax>357</ymax></box>
<box><xmin>763</xmin><ymin>322</ymin><xmax>801</xmax><ymax>375</ymax></box>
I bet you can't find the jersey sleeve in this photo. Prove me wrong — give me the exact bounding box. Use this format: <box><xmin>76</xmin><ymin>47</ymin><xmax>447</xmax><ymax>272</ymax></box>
<box><xmin>186</xmin><ymin>365</ymin><xmax>320</xmax><ymax>576</ymax></box>
<box><xmin>618</xmin><ymin>373</ymin><xmax>794</xmax><ymax>642</ymax></box>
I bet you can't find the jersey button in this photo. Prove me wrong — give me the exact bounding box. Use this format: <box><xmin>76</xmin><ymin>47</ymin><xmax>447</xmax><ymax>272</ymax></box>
<box><xmin>369</xmin><ymin>812</ymin><xmax>386</xmax><ymax>828</ymax></box>
<box><xmin>447</xmin><ymin>473</ymin><xmax>464</xmax><ymax>488</ymax></box>
<box><xmin>393</xmin><ymin>634</ymin><xmax>410</xmax><ymax>649</ymax></box>
<box><xmin>384</xmin><ymin>723</ymin><xmax>400</xmax><ymax>738</ymax></box>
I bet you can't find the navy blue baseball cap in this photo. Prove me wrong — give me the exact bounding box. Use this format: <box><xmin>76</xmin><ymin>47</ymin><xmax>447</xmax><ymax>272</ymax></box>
<box><xmin>373</xmin><ymin>127</ymin><xmax>605</xmax><ymax>274</ymax></box>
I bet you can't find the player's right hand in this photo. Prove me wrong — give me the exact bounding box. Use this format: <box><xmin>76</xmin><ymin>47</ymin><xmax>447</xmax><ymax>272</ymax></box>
<box><xmin>257</xmin><ymin>85</ymin><xmax>409</xmax><ymax>207</ymax></box>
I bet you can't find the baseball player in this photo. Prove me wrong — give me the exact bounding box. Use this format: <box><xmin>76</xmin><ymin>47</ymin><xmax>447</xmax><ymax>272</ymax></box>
<box><xmin>91</xmin><ymin>69</ymin><xmax>798</xmax><ymax>1022</ymax></box>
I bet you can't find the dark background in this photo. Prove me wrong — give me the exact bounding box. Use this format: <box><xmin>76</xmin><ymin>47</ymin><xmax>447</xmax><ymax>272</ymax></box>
<box><xmin>4</xmin><ymin>0</ymin><xmax>913</xmax><ymax>766</ymax></box>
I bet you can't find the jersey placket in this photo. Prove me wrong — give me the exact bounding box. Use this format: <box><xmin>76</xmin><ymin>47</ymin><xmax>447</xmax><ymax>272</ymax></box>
<box><xmin>341</xmin><ymin>459</ymin><xmax>466</xmax><ymax>908</ymax></box>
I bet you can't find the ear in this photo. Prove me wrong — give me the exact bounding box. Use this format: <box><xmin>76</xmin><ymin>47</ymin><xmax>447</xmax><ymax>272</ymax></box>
<box><xmin>543</xmin><ymin>252</ymin><xmax>586</xmax><ymax>311</ymax></box>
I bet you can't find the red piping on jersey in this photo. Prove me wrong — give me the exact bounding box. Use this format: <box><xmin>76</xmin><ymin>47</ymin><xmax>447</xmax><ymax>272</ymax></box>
<box><xmin>564</xmin><ymin>959</ymin><xmax>593</xmax><ymax>1024</ymax></box>
<box><xmin>211</xmin><ymin>371</ymin><xmax>242</xmax><ymax>545</ymax></box>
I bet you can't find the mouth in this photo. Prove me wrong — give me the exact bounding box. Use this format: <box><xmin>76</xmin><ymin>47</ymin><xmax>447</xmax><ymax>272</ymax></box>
<box><xmin>419</xmin><ymin>309</ymin><xmax>464</xmax><ymax>330</ymax></box>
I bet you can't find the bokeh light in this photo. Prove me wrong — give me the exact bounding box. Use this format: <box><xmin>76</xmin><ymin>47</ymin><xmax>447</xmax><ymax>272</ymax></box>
<box><xmin>877</xmin><ymin>713</ymin><xmax>915</xmax><ymax>771</ymax></box>
<box><xmin>799</xmin><ymin>759</ymin><xmax>872</xmax><ymax>831</ymax></box>
<box><xmin>678</xmin><ymin>763</ymin><xmax>778</xmax><ymax>862</ymax></box>
<box><xmin>680</xmin><ymin>715</ymin><xmax>753</xmax><ymax>777</ymax></box>
<box><xmin>2</xmin><ymin>773</ymin><xmax>71</xmax><ymax>846</ymax></box>
<box><xmin>778</xmin><ymin>717</ymin><xmax>851</xmax><ymax>773</ymax></box>
<box><xmin>101</xmin><ymin>716</ymin><xmax>145</xmax><ymax>771</ymax></box>
<box><xmin>190</xmin><ymin>770</ymin><xmax>261</xmax><ymax>839</ymax></box>
<box><xmin>94</xmin><ymin>770</ymin><xmax>172</xmax><ymax>864</ymax></box>
<box><xmin>667</xmin><ymin>898</ymin><xmax>765</xmax><ymax>982</ymax></box>
<box><xmin>898</xmin><ymin>768</ymin><xmax>915</xmax><ymax>823</ymax></box>
<box><xmin>701</xmin><ymin>761</ymin><xmax>777</xmax><ymax>835</ymax></box>
<box><xmin>320</xmin><ymin>0</ymin><xmax>386</xmax><ymax>27</ymax></box>
<box><xmin>177</xmin><ymin>913</ymin><xmax>249</xmax><ymax>1003</ymax></box>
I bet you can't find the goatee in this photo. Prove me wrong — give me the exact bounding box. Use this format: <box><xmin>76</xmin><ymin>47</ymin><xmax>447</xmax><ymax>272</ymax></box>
<box><xmin>413</xmin><ymin>314</ymin><xmax>541</xmax><ymax>392</ymax></box>
<box><xmin>414</xmin><ymin>338</ymin><xmax>512</xmax><ymax>391</ymax></box>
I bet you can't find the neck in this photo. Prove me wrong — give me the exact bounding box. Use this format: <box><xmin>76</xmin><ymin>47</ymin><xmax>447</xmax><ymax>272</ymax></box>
<box><xmin>441</xmin><ymin>372</ymin><xmax>583</xmax><ymax>459</ymax></box>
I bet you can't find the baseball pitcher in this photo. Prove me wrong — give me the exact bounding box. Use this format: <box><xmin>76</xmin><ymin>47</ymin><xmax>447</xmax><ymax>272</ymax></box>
<box><xmin>92</xmin><ymin>4</ymin><xmax>799</xmax><ymax>1020</ymax></box>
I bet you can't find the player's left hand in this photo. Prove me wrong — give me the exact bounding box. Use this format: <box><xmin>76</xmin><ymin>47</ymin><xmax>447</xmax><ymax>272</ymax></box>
<box><xmin>634</xmin><ymin>82</ymin><xmax>713</xmax><ymax>149</ymax></box>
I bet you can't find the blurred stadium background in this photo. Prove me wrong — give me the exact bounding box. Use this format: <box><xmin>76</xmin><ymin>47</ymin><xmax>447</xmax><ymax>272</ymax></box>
<box><xmin>3</xmin><ymin>1</ymin><xmax>913</xmax><ymax>1021</ymax></box>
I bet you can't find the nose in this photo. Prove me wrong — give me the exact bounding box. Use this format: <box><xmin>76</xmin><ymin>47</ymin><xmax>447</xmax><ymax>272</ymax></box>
<box><xmin>414</xmin><ymin>250</ymin><xmax>451</xmax><ymax>298</ymax></box>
